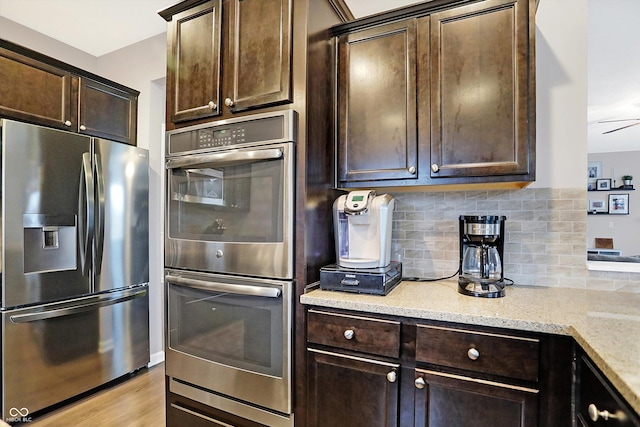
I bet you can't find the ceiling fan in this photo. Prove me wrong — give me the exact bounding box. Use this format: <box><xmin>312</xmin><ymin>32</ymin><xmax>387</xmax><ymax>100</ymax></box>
<box><xmin>599</xmin><ymin>118</ymin><xmax>640</xmax><ymax>134</ymax></box>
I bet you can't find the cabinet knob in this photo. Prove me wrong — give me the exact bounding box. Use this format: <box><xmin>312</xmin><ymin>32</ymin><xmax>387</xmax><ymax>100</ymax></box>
<box><xmin>208</xmin><ymin>101</ymin><xmax>217</xmax><ymax>110</ymax></box>
<box><xmin>64</xmin><ymin>120</ymin><xmax>72</xmax><ymax>127</ymax></box>
<box><xmin>414</xmin><ymin>377</ymin><xmax>426</xmax><ymax>389</ymax></box>
<box><xmin>343</xmin><ymin>329</ymin><xmax>355</xmax><ymax>340</ymax></box>
<box><xmin>408</xmin><ymin>166</ymin><xmax>416</xmax><ymax>175</ymax></box>
<box><xmin>431</xmin><ymin>163</ymin><xmax>440</xmax><ymax>173</ymax></box>
<box><xmin>467</xmin><ymin>348</ymin><xmax>480</xmax><ymax>361</ymax></box>
<box><xmin>386</xmin><ymin>371</ymin><xmax>397</xmax><ymax>383</ymax></box>
<box><xmin>588</xmin><ymin>403</ymin><xmax>623</xmax><ymax>422</ymax></box>
<box><xmin>224</xmin><ymin>98</ymin><xmax>235</xmax><ymax>108</ymax></box>
<box><xmin>79</xmin><ymin>125</ymin><xmax>87</xmax><ymax>131</ymax></box>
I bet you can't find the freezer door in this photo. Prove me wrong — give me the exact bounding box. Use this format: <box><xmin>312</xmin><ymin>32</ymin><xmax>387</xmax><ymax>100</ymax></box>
<box><xmin>2</xmin><ymin>120</ymin><xmax>92</xmax><ymax>307</ymax></box>
<box><xmin>93</xmin><ymin>138</ymin><xmax>149</xmax><ymax>292</ymax></box>
<box><xmin>1</xmin><ymin>285</ymin><xmax>149</xmax><ymax>420</ymax></box>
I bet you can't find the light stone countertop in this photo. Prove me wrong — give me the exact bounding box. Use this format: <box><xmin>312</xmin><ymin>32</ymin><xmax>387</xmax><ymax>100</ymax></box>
<box><xmin>300</xmin><ymin>280</ymin><xmax>640</xmax><ymax>415</ymax></box>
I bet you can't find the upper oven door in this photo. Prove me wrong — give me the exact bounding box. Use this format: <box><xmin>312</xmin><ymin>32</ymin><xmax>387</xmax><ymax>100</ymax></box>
<box><xmin>165</xmin><ymin>142</ymin><xmax>294</xmax><ymax>279</ymax></box>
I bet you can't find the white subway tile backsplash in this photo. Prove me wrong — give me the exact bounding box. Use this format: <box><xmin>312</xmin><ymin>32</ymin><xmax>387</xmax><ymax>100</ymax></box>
<box><xmin>390</xmin><ymin>187</ymin><xmax>640</xmax><ymax>291</ymax></box>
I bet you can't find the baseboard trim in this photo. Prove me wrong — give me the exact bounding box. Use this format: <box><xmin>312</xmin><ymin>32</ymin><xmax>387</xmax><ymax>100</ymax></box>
<box><xmin>149</xmin><ymin>351</ymin><xmax>165</xmax><ymax>367</ymax></box>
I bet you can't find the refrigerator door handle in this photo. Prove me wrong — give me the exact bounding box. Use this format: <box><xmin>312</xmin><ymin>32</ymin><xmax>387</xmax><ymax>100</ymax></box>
<box><xmin>78</xmin><ymin>152</ymin><xmax>94</xmax><ymax>276</ymax></box>
<box><xmin>8</xmin><ymin>287</ymin><xmax>147</xmax><ymax>324</ymax></box>
<box><xmin>94</xmin><ymin>153</ymin><xmax>105</xmax><ymax>275</ymax></box>
<box><xmin>165</xmin><ymin>274</ymin><xmax>282</xmax><ymax>298</ymax></box>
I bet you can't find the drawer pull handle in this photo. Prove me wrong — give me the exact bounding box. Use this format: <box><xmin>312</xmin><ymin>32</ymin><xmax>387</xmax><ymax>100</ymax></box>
<box><xmin>344</xmin><ymin>329</ymin><xmax>355</xmax><ymax>340</ymax></box>
<box><xmin>414</xmin><ymin>377</ymin><xmax>426</xmax><ymax>389</ymax></box>
<box><xmin>431</xmin><ymin>163</ymin><xmax>439</xmax><ymax>173</ymax></box>
<box><xmin>467</xmin><ymin>348</ymin><xmax>480</xmax><ymax>361</ymax></box>
<box><xmin>386</xmin><ymin>371</ymin><xmax>397</xmax><ymax>383</ymax></box>
<box><xmin>225</xmin><ymin>98</ymin><xmax>235</xmax><ymax>108</ymax></box>
<box><xmin>588</xmin><ymin>403</ymin><xmax>623</xmax><ymax>422</ymax></box>
<box><xmin>208</xmin><ymin>101</ymin><xmax>217</xmax><ymax>110</ymax></box>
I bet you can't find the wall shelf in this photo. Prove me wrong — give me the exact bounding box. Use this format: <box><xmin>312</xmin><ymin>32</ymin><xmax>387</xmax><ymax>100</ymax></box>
<box><xmin>588</xmin><ymin>187</ymin><xmax>634</xmax><ymax>192</ymax></box>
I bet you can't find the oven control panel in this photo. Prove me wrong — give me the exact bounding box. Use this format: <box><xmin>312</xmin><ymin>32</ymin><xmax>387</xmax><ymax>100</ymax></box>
<box><xmin>197</xmin><ymin>126</ymin><xmax>247</xmax><ymax>148</ymax></box>
<box><xmin>166</xmin><ymin>110</ymin><xmax>297</xmax><ymax>155</ymax></box>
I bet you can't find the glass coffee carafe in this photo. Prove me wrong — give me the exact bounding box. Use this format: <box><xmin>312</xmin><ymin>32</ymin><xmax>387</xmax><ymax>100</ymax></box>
<box><xmin>461</xmin><ymin>244</ymin><xmax>502</xmax><ymax>283</ymax></box>
<box><xmin>458</xmin><ymin>215</ymin><xmax>506</xmax><ymax>298</ymax></box>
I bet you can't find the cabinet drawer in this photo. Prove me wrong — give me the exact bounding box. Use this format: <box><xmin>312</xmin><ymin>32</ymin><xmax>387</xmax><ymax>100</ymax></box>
<box><xmin>416</xmin><ymin>325</ymin><xmax>539</xmax><ymax>382</ymax></box>
<box><xmin>307</xmin><ymin>310</ymin><xmax>400</xmax><ymax>358</ymax></box>
<box><xmin>577</xmin><ymin>354</ymin><xmax>640</xmax><ymax>426</ymax></box>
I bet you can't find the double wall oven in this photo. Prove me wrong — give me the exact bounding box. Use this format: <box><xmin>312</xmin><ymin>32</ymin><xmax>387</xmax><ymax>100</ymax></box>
<box><xmin>164</xmin><ymin>110</ymin><xmax>296</xmax><ymax>426</ymax></box>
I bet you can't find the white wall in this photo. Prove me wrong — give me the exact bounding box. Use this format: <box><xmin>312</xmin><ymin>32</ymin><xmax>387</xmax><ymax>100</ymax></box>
<box><xmin>0</xmin><ymin>15</ymin><xmax>98</xmax><ymax>72</ymax></box>
<box><xmin>533</xmin><ymin>0</ymin><xmax>588</xmax><ymax>189</ymax></box>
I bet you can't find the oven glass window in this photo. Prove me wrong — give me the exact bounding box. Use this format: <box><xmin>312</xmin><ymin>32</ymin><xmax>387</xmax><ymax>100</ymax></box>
<box><xmin>168</xmin><ymin>283</ymin><xmax>284</xmax><ymax>377</ymax></box>
<box><xmin>167</xmin><ymin>155</ymin><xmax>284</xmax><ymax>243</ymax></box>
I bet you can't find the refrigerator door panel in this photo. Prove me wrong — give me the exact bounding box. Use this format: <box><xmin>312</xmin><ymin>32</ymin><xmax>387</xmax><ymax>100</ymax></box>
<box><xmin>1</xmin><ymin>285</ymin><xmax>149</xmax><ymax>420</ymax></box>
<box><xmin>2</xmin><ymin>120</ymin><xmax>92</xmax><ymax>308</ymax></box>
<box><xmin>93</xmin><ymin>139</ymin><xmax>149</xmax><ymax>292</ymax></box>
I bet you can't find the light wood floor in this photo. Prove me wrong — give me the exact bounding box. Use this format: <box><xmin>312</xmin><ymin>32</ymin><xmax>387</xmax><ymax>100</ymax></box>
<box><xmin>28</xmin><ymin>363</ymin><xmax>165</xmax><ymax>427</ymax></box>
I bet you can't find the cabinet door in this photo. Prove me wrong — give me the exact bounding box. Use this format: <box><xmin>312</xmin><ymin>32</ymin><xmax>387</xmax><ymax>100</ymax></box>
<box><xmin>224</xmin><ymin>0</ymin><xmax>292</xmax><ymax>112</ymax></box>
<box><xmin>576</xmin><ymin>354</ymin><xmax>640</xmax><ymax>427</ymax></box>
<box><xmin>167</xmin><ymin>0</ymin><xmax>222</xmax><ymax>123</ymax></box>
<box><xmin>307</xmin><ymin>349</ymin><xmax>399</xmax><ymax>427</ymax></box>
<box><xmin>427</xmin><ymin>0</ymin><xmax>533</xmax><ymax>179</ymax></box>
<box><xmin>337</xmin><ymin>20</ymin><xmax>418</xmax><ymax>184</ymax></box>
<box><xmin>0</xmin><ymin>47</ymin><xmax>76</xmax><ymax>131</ymax></box>
<box><xmin>414</xmin><ymin>369</ymin><xmax>538</xmax><ymax>427</ymax></box>
<box><xmin>79</xmin><ymin>78</ymin><xmax>137</xmax><ymax>145</ymax></box>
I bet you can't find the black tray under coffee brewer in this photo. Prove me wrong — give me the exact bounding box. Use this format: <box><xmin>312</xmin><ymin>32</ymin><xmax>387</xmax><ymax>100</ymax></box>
<box><xmin>319</xmin><ymin>262</ymin><xmax>402</xmax><ymax>296</ymax></box>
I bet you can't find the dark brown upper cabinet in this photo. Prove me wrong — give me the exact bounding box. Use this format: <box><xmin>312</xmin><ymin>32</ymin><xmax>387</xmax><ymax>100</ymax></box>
<box><xmin>160</xmin><ymin>0</ymin><xmax>292</xmax><ymax>129</ymax></box>
<box><xmin>166</xmin><ymin>0</ymin><xmax>222</xmax><ymax>123</ymax></box>
<box><xmin>337</xmin><ymin>19</ymin><xmax>418</xmax><ymax>183</ymax></box>
<box><xmin>0</xmin><ymin>46</ymin><xmax>76</xmax><ymax>131</ymax></box>
<box><xmin>225</xmin><ymin>0</ymin><xmax>292</xmax><ymax>112</ymax></box>
<box><xmin>0</xmin><ymin>40</ymin><xmax>139</xmax><ymax>145</ymax></box>
<box><xmin>426</xmin><ymin>0</ymin><xmax>532</xmax><ymax>180</ymax></box>
<box><xmin>334</xmin><ymin>0</ymin><xmax>536</xmax><ymax>189</ymax></box>
<box><xmin>78</xmin><ymin>77</ymin><xmax>138</xmax><ymax>145</ymax></box>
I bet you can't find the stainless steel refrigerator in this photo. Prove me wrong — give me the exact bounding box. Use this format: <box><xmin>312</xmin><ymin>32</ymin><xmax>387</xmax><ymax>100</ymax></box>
<box><xmin>0</xmin><ymin>119</ymin><xmax>149</xmax><ymax>421</ymax></box>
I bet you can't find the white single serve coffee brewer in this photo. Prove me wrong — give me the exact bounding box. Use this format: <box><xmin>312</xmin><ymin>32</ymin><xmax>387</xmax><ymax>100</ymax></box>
<box><xmin>333</xmin><ymin>190</ymin><xmax>395</xmax><ymax>269</ymax></box>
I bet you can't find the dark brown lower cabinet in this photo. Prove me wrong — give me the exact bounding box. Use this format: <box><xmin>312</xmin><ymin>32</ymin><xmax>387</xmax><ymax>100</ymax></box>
<box><xmin>307</xmin><ymin>349</ymin><xmax>400</xmax><ymax>427</ymax></box>
<box><xmin>576</xmin><ymin>351</ymin><xmax>640</xmax><ymax>427</ymax></box>
<box><xmin>305</xmin><ymin>307</ymin><xmax>574</xmax><ymax>427</ymax></box>
<box><xmin>413</xmin><ymin>368</ymin><xmax>538</xmax><ymax>427</ymax></box>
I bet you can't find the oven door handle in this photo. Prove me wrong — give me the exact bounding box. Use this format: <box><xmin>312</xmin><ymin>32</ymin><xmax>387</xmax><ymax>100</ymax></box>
<box><xmin>165</xmin><ymin>275</ymin><xmax>282</xmax><ymax>298</ymax></box>
<box><xmin>165</xmin><ymin>148</ymin><xmax>283</xmax><ymax>169</ymax></box>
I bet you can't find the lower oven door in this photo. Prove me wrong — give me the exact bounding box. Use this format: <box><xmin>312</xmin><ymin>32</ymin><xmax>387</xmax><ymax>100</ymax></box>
<box><xmin>165</xmin><ymin>269</ymin><xmax>292</xmax><ymax>414</ymax></box>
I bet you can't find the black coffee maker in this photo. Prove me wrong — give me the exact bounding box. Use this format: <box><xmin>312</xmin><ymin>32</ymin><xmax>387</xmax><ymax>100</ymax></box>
<box><xmin>458</xmin><ymin>215</ymin><xmax>506</xmax><ymax>298</ymax></box>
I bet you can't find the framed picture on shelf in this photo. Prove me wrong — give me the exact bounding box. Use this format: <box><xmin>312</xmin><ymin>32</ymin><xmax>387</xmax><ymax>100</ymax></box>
<box><xmin>608</xmin><ymin>194</ymin><xmax>629</xmax><ymax>214</ymax></box>
<box><xmin>588</xmin><ymin>161</ymin><xmax>602</xmax><ymax>179</ymax></box>
<box><xmin>596</xmin><ymin>178</ymin><xmax>611</xmax><ymax>191</ymax></box>
<box><xmin>588</xmin><ymin>199</ymin><xmax>607</xmax><ymax>213</ymax></box>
